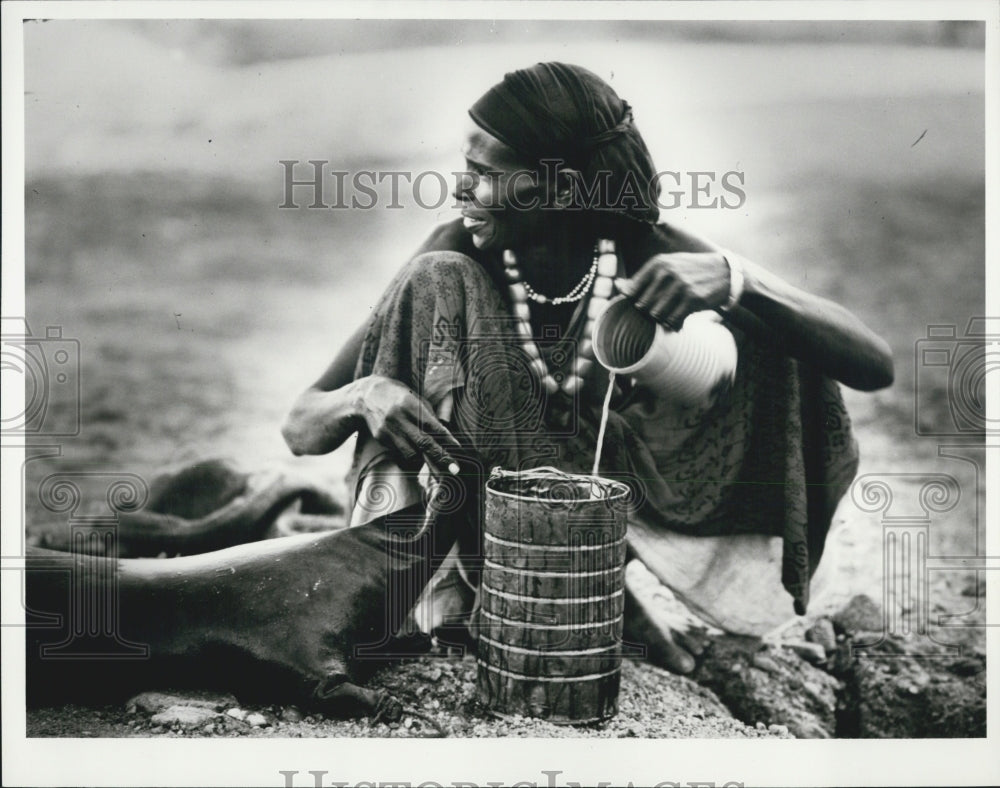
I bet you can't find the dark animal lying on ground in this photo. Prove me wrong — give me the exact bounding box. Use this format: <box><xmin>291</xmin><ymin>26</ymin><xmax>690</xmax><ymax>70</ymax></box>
<box><xmin>25</xmin><ymin>458</ymin><xmax>706</xmax><ymax>719</ymax></box>
<box><xmin>26</xmin><ymin>520</ymin><xmax>454</xmax><ymax>721</ymax></box>
<box><xmin>25</xmin><ymin>460</ymin><xmax>461</xmax><ymax>722</ymax></box>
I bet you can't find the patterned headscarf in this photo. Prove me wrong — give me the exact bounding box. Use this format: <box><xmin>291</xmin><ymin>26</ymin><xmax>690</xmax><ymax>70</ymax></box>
<box><xmin>469</xmin><ymin>62</ymin><xmax>660</xmax><ymax>224</ymax></box>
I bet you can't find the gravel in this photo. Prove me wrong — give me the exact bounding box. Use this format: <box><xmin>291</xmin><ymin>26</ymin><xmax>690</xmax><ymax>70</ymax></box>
<box><xmin>27</xmin><ymin>655</ymin><xmax>786</xmax><ymax>739</ymax></box>
<box><xmin>26</xmin><ymin>594</ymin><xmax>985</xmax><ymax>741</ymax></box>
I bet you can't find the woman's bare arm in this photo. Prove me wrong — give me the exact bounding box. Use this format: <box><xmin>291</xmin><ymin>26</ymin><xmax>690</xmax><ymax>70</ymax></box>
<box><xmin>281</xmin><ymin>320</ymin><xmax>368</xmax><ymax>456</ymax></box>
<box><xmin>281</xmin><ymin>318</ymin><xmax>460</xmax><ymax>471</ymax></box>
<box><xmin>619</xmin><ymin>249</ymin><xmax>894</xmax><ymax>392</ymax></box>
<box><xmin>729</xmin><ymin>257</ymin><xmax>894</xmax><ymax>391</ymax></box>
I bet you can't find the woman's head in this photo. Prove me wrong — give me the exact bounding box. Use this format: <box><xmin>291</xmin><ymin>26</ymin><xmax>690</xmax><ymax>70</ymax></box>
<box><xmin>457</xmin><ymin>62</ymin><xmax>660</xmax><ymax>251</ymax></box>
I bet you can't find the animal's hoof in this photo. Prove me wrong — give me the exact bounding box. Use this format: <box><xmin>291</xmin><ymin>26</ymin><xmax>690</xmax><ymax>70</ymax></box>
<box><xmin>372</xmin><ymin>692</ymin><xmax>403</xmax><ymax>724</ymax></box>
<box><xmin>311</xmin><ymin>676</ymin><xmax>393</xmax><ymax>719</ymax></box>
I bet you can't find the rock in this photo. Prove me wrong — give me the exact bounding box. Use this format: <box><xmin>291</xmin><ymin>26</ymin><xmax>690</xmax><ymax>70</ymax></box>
<box><xmin>150</xmin><ymin>705</ymin><xmax>219</xmax><ymax>729</ymax></box>
<box><xmin>202</xmin><ymin>724</ymin><xmax>216</xmax><ymax>734</ymax></box>
<box><xmin>796</xmin><ymin>720</ymin><xmax>832</xmax><ymax>739</ymax></box>
<box><xmin>281</xmin><ymin>706</ymin><xmax>304</xmax><ymax>722</ymax></box>
<box><xmin>853</xmin><ymin>631</ymin><xmax>904</xmax><ymax>653</ymax></box>
<box><xmin>751</xmin><ymin>652</ymin><xmax>781</xmax><ymax>674</ymax></box>
<box><xmin>245</xmin><ymin>712</ymin><xmax>268</xmax><ymax>727</ymax></box>
<box><xmin>226</xmin><ymin>708</ymin><xmax>248</xmax><ymax>722</ymax></box>
<box><xmin>786</xmin><ymin>641</ymin><xmax>828</xmax><ymax>665</ymax></box>
<box><xmin>768</xmin><ymin>723</ymin><xmax>789</xmax><ymax>736</ymax></box>
<box><xmin>948</xmin><ymin>656</ymin><xmax>985</xmax><ymax>677</ymax></box>
<box><xmin>695</xmin><ymin>635</ymin><xmax>841</xmax><ymax>739</ymax></box>
<box><xmin>837</xmin><ymin>634</ymin><xmax>986</xmax><ymax>737</ymax></box>
<box><xmin>832</xmin><ymin>594</ymin><xmax>883</xmax><ymax>634</ymax></box>
<box><xmin>126</xmin><ymin>690</ymin><xmax>238</xmax><ymax>715</ymax></box>
<box><xmin>853</xmin><ymin>661</ymin><xmax>984</xmax><ymax>737</ymax></box>
<box><xmin>805</xmin><ymin>618</ymin><xmax>837</xmax><ymax>654</ymax></box>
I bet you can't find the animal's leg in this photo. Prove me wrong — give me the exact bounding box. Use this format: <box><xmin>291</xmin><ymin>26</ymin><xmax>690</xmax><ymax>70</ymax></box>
<box><xmin>307</xmin><ymin>675</ymin><xmax>402</xmax><ymax>721</ymax></box>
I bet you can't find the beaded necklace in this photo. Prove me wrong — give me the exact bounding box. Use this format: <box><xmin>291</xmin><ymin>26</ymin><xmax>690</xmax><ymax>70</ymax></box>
<box><xmin>503</xmin><ymin>239</ymin><xmax>618</xmax><ymax>395</ymax></box>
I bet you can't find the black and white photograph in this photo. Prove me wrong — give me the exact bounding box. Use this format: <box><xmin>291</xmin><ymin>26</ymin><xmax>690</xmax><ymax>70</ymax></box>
<box><xmin>2</xmin><ymin>2</ymin><xmax>997</xmax><ymax>786</ymax></box>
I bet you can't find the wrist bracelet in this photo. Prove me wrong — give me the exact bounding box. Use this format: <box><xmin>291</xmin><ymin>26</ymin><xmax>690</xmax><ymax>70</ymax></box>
<box><xmin>722</xmin><ymin>251</ymin><xmax>745</xmax><ymax>311</ymax></box>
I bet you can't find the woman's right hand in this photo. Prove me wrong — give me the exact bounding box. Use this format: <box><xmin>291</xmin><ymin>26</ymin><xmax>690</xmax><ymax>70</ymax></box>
<box><xmin>282</xmin><ymin>319</ymin><xmax>462</xmax><ymax>474</ymax></box>
<box><xmin>353</xmin><ymin>376</ymin><xmax>462</xmax><ymax>476</ymax></box>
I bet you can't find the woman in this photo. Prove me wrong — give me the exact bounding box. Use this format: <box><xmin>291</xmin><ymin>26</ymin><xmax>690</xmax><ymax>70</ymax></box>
<box><xmin>283</xmin><ymin>62</ymin><xmax>893</xmax><ymax>672</ymax></box>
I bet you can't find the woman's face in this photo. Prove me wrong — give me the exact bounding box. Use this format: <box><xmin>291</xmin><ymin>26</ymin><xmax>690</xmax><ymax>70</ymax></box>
<box><xmin>455</xmin><ymin>121</ymin><xmax>558</xmax><ymax>252</ymax></box>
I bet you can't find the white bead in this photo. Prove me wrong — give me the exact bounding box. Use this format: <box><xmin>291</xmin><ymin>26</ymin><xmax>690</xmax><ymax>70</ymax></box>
<box><xmin>584</xmin><ymin>318</ymin><xmax>596</xmax><ymax>340</ymax></box>
<box><xmin>503</xmin><ymin>249</ymin><xmax>516</xmax><ymax>266</ymax></box>
<box><xmin>542</xmin><ymin>375</ymin><xmax>560</xmax><ymax>394</ymax></box>
<box><xmin>578</xmin><ymin>338</ymin><xmax>593</xmax><ymax>359</ymax></box>
<box><xmin>598</xmin><ymin>239</ymin><xmax>615</xmax><ymax>254</ymax></box>
<box><xmin>575</xmin><ymin>358</ymin><xmax>593</xmax><ymax>376</ymax></box>
<box><xmin>514</xmin><ymin>303</ymin><xmax>531</xmax><ymax>322</ymax></box>
<box><xmin>504</xmin><ymin>267</ymin><xmax>521</xmax><ymax>282</ymax></box>
<box><xmin>529</xmin><ymin>358</ymin><xmax>548</xmax><ymax>379</ymax></box>
<box><xmin>587</xmin><ymin>297</ymin><xmax>609</xmax><ymax>320</ymax></box>
<box><xmin>521</xmin><ymin>341</ymin><xmax>540</xmax><ymax>359</ymax></box>
<box><xmin>593</xmin><ymin>276</ymin><xmax>614</xmax><ymax>298</ymax></box>
<box><xmin>562</xmin><ymin>375</ymin><xmax>582</xmax><ymax>395</ymax></box>
<box><xmin>597</xmin><ymin>253</ymin><xmax>618</xmax><ymax>277</ymax></box>
<box><xmin>517</xmin><ymin>321</ymin><xmax>534</xmax><ymax>339</ymax></box>
<box><xmin>509</xmin><ymin>283</ymin><xmax>527</xmax><ymax>303</ymax></box>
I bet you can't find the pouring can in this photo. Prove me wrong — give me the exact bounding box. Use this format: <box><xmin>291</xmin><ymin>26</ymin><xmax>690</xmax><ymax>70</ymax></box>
<box><xmin>591</xmin><ymin>296</ymin><xmax>738</xmax><ymax>407</ymax></box>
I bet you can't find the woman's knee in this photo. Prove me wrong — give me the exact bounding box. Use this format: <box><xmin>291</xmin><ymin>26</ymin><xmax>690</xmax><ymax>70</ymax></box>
<box><xmin>408</xmin><ymin>251</ymin><xmax>493</xmax><ymax>289</ymax></box>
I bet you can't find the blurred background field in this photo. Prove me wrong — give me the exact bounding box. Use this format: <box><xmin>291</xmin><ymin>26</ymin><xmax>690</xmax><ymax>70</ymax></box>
<box><xmin>20</xmin><ymin>20</ymin><xmax>987</xmax><ymax>645</ymax></box>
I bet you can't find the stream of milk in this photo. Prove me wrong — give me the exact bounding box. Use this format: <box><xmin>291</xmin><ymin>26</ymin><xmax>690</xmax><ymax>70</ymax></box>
<box><xmin>591</xmin><ymin>370</ymin><xmax>616</xmax><ymax>479</ymax></box>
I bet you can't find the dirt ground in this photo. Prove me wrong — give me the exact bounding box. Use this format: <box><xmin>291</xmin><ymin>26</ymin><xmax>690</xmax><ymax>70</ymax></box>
<box><xmin>17</xmin><ymin>28</ymin><xmax>987</xmax><ymax>740</ymax></box>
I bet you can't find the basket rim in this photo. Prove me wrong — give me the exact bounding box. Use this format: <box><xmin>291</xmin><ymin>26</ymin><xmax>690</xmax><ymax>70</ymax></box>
<box><xmin>485</xmin><ymin>466</ymin><xmax>631</xmax><ymax>504</ymax></box>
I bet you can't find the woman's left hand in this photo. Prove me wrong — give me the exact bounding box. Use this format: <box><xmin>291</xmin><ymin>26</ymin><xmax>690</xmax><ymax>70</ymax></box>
<box><xmin>615</xmin><ymin>252</ymin><xmax>731</xmax><ymax>329</ymax></box>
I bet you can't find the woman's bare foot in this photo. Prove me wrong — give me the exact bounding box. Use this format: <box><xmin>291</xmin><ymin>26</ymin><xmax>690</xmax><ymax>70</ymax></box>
<box><xmin>623</xmin><ymin>559</ymin><xmax>714</xmax><ymax>675</ymax></box>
